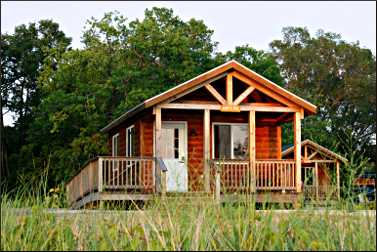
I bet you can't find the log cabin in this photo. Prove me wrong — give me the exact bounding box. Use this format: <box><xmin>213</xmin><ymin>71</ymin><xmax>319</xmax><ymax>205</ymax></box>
<box><xmin>66</xmin><ymin>60</ymin><xmax>344</xmax><ymax>209</ymax></box>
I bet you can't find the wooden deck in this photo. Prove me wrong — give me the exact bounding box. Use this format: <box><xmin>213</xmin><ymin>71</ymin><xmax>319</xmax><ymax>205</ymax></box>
<box><xmin>66</xmin><ymin>157</ymin><xmax>337</xmax><ymax>209</ymax></box>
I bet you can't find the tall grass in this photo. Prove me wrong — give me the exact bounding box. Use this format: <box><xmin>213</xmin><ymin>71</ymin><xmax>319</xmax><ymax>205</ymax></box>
<box><xmin>1</xmin><ymin>162</ymin><xmax>376</xmax><ymax>251</ymax></box>
<box><xmin>2</xmin><ymin>192</ymin><xmax>376</xmax><ymax>251</ymax></box>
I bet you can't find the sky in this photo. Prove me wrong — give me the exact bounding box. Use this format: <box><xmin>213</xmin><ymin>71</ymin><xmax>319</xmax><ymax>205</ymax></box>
<box><xmin>1</xmin><ymin>1</ymin><xmax>376</xmax><ymax>125</ymax></box>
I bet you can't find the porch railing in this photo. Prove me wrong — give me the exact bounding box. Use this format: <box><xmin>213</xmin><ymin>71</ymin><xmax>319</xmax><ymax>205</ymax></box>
<box><xmin>255</xmin><ymin>160</ymin><xmax>296</xmax><ymax>190</ymax></box>
<box><xmin>210</xmin><ymin>159</ymin><xmax>251</xmax><ymax>192</ymax></box>
<box><xmin>66</xmin><ymin>156</ymin><xmax>155</xmax><ymax>205</ymax></box>
<box><xmin>210</xmin><ymin>159</ymin><xmax>297</xmax><ymax>192</ymax></box>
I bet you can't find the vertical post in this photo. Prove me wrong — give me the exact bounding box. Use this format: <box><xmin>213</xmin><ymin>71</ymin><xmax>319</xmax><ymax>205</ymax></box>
<box><xmin>226</xmin><ymin>74</ymin><xmax>233</xmax><ymax>104</ymax></box>
<box><xmin>204</xmin><ymin>109</ymin><xmax>210</xmax><ymax>192</ymax></box>
<box><xmin>155</xmin><ymin>107</ymin><xmax>166</xmax><ymax>196</ymax></box>
<box><xmin>315</xmin><ymin>162</ymin><xmax>319</xmax><ymax>200</ymax></box>
<box><xmin>249</xmin><ymin>109</ymin><xmax>256</xmax><ymax>193</ymax></box>
<box><xmin>98</xmin><ymin>157</ymin><xmax>103</xmax><ymax>193</ymax></box>
<box><xmin>215</xmin><ymin>170</ymin><xmax>221</xmax><ymax>203</ymax></box>
<box><xmin>336</xmin><ymin>161</ymin><xmax>340</xmax><ymax>200</ymax></box>
<box><xmin>294</xmin><ymin>111</ymin><xmax>302</xmax><ymax>193</ymax></box>
<box><xmin>304</xmin><ymin>145</ymin><xmax>308</xmax><ymax>160</ymax></box>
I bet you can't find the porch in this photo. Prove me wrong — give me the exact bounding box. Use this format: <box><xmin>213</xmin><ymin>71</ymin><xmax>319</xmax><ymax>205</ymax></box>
<box><xmin>66</xmin><ymin>157</ymin><xmax>316</xmax><ymax>209</ymax></box>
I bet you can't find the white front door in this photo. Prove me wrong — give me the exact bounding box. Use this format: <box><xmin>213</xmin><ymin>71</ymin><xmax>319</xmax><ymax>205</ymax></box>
<box><xmin>161</xmin><ymin>122</ymin><xmax>188</xmax><ymax>192</ymax></box>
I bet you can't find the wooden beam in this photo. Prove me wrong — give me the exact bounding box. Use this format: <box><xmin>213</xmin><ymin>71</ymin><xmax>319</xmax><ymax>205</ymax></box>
<box><xmin>154</xmin><ymin>107</ymin><xmax>166</xmax><ymax>196</ymax></box>
<box><xmin>233</xmin><ymin>86</ymin><xmax>255</xmax><ymax>105</ymax></box>
<box><xmin>308</xmin><ymin>151</ymin><xmax>318</xmax><ymax>160</ymax></box>
<box><xmin>249</xmin><ymin>109</ymin><xmax>256</xmax><ymax>193</ymax></box>
<box><xmin>315</xmin><ymin>162</ymin><xmax>319</xmax><ymax>200</ymax></box>
<box><xmin>162</xmin><ymin>73</ymin><xmax>228</xmax><ymax>105</ymax></box>
<box><xmin>308</xmin><ymin>160</ymin><xmax>336</xmax><ymax>163</ymax></box>
<box><xmin>336</xmin><ymin>161</ymin><xmax>340</xmax><ymax>200</ymax></box>
<box><xmin>205</xmin><ymin>84</ymin><xmax>226</xmax><ymax>105</ymax></box>
<box><xmin>275</xmin><ymin>112</ymin><xmax>291</xmax><ymax>123</ymax></box>
<box><xmin>304</xmin><ymin>145</ymin><xmax>308</xmax><ymax>159</ymax></box>
<box><xmin>98</xmin><ymin>157</ymin><xmax>103</xmax><ymax>193</ymax></box>
<box><xmin>159</xmin><ymin>103</ymin><xmax>299</xmax><ymax>112</ymax></box>
<box><xmin>231</xmin><ymin>71</ymin><xmax>299</xmax><ymax>108</ymax></box>
<box><xmin>220</xmin><ymin>105</ymin><xmax>240</xmax><ymax>112</ymax></box>
<box><xmin>294</xmin><ymin>111</ymin><xmax>302</xmax><ymax>193</ymax></box>
<box><xmin>226</xmin><ymin>74</ymin><xmax>233</xmax><ymax>104</ymax></box>
<box><xmin>204</xmin><ymin>109</ymin><xmax>210</xmax><ymax>192</ymax></box>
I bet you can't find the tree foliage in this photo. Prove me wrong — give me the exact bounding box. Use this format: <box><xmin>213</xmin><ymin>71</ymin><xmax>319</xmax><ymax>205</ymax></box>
<box><xmin>1</xmin><ymin>20</ymin><xmax>71</xmax><ymax>183</ymax></box>
<box><xmin>271</xmin><ymin>27</ymin><xmax>376</xmax><ymax>162</ymax></box>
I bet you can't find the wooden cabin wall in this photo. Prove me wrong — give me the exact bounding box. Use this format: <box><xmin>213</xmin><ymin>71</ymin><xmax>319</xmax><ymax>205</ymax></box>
<box><xmin>108</xmin><ymin>109</ymin><xmax>282</xmax><ymax>160</ymax></box>
<box><xmin>107</xmin><ymin>116</ymin><xmax>141</xmax><ymax>156</ymax></box>
<box><xmin>318</xmin><ymin>165</ymin><xmax>331</xmax><ymax>186</ymax></box>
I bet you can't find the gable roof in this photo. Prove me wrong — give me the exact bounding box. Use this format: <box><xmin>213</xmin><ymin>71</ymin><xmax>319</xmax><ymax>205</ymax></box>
<box><xmin>101</xmin><ymin>60</ymin><xmax>317</xmax><ymax>132</ymax></box>
<box><xmin>281</xmin><ymin>139</ymin><xmax>348</xmax><ymax>163</ymax></box>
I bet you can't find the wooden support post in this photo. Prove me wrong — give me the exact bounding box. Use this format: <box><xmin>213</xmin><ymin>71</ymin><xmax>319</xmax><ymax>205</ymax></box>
<box><xmin>315</xmin><ymin>162</ymin><xmax>319</xmax><ymax>200</ymax></box>
<box><xmin>304</xmin><ymin>145</ymin><xmax>308</xmax><ymax>159</ymax></box>
<box><xmin>155</xmin><ymin>107</ymin><xmax>166</xmax><ymax>196</ymax></box>
<box><xmin>204</xmin><ymin>109</ymin><xmax>210</xmax><ymax>192</ymax></box>
<box><xmin>249</xmin><ymin>109</ymin><xmax>256</xmax><ymax>193</ymax></box>
<box><xmin>294</xmin><ymin>111</ymin><xmax>302</xmax><ymax>193</ymax></box>
<box><xmin>98</xmin><ymin>157</ymin><xmax>103</xmax><ymax>193</ymax></box>
<box><xmin>226</xmin><ymin>74</ymin><xmax>233</xmax><ymax>104</ymax></box>
<box><xmin>336</xmin><ymin>161</ymin><xmax>340</xmax><ymax>200</ymax></box>
<box><xmin>215</xmin><ymin>170</ymin><xmax>221</xmax><ymax>203</ymax></box>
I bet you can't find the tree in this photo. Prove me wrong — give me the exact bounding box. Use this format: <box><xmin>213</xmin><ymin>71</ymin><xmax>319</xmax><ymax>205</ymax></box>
<box><xmin>214</xmin><ymin>44</ymin><xmax>284</xmax><ymax>86</ymax></box>
<box><xmin>270</xmin><ymin>27</ymin><xmax>376</xmax><ymax>162</ymax></box>
<box><xmin>17</xmin><ymin>8</ymin><xmax>220</xmax><ymax>187</ymax></box>
<box><xmin>1</xmin><ymin>20</ymin><xmax>71</xmax><ymax>184</ymax></box>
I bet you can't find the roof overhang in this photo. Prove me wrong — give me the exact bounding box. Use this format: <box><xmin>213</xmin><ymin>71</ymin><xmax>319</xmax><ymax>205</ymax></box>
<box><xmin>101</xmin><ymin>60</ymin><xmax>317</xmax><ymax>133</ymax></box>
<box><xmin>282</xmin><ymin>139</ymin><xmax>348</xmax><ymax>163</ymax></box>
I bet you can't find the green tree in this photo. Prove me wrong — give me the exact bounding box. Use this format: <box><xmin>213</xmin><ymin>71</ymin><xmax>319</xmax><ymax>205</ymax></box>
<box><xmin>21</xmin><ymin>8</ymin><xmax>219</xmax><ymax>186</ymax></box>
<box><xmin>214</xmin><ymin>44</ymin><xmax>284</xmax><ymax>86</ymax></box>
<box><xmin>1</xmin><ymin>20</ymin><xmax>71</xmax><ymax>184</ymax></box>
<box><xmin>270</xmin><ymin>27</ymin><xmax>376</xmax><ymax>162</ymax></box>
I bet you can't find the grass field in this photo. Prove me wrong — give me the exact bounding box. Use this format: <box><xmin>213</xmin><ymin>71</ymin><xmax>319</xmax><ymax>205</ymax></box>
<box><xmin>1</xmin><ymin>193</ymin><xmax>376</xmax><ymax>251</ymax></box>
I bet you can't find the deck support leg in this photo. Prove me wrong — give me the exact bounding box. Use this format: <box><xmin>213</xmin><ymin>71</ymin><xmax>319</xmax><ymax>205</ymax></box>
<box><xmin>215</xmin><ymin>170</ymin><xmax>220</xmax><ymax>203</ymax></box>
<box><xmin>336</xmin><ymin>161</ymin><xmax>340</xmax><ymax>200</ymax></box>
<box><xmin>294</xmin><ymin>111</ymin><xmax>302</xmax><ymax>193</ymax></box>
<box><xmin>249</xmin><ymin>109</ymin><xmax>256</xmax><ymax>193</ymax></box>
<box><xmin>204</xmin><ymin>109</ymin><xmax>210</xmax><ymax>193</ymax></box>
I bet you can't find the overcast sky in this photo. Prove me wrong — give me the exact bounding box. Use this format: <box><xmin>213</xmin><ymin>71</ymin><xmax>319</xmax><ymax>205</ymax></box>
<box><xmin>1</xmin><ymin>1</ymin><xmax>376</xmax><ymax>125</ymax></box>
<box><xmin>2</xmin><ymin>1</ymin><xmax>376</xmax><ymax>53</ymax></box>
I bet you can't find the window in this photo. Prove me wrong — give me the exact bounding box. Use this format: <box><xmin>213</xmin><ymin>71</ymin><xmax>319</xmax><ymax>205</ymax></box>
<box><xmin>112</xmin><ymin>133</ymin><xmax>120</xmax><ymax>156</ymax></box>
<box><xmin>126</xmin><ymin>125</ymin><xmax>136</xmax><ymax>157</ymax></box>
<box><xmin>213</xmin><ymin>123</ymin><xmax>248</xmax><ymax>159</ymax></box>
<box><xmin>302</xmin><ymin>167</ymin><xmax>314</xmax><ymax>186</ymax></box>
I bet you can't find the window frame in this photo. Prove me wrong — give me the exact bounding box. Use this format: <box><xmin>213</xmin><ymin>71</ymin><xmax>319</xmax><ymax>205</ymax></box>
<box><xmin>112</xmin><ymin>133</ymin><xmax>120</xmax><ymax>157</ymax></box>
<box><xmin>211</xmin><ymin>122</ymin><xmax>249</xmax><ymax>159</ymax></box>
<box><xmin>126</xmin><ymin>125</ymin><xmax>135</xmax><ymax>157</ymax></box>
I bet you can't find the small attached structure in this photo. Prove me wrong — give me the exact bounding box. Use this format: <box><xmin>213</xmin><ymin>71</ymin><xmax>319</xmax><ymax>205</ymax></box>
<box><xmin>282</xmin><ymin>139</ymin><xmax>347</xmax><ymax>200</ymax></box>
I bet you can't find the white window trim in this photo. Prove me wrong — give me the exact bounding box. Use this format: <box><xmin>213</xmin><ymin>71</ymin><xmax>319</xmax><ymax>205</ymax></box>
<box><xmin>112</xmin><ymin>133</ymin><xmax>119</xmax><ymax>157</ymax></box>
<box><xmin>211</xmin><ymin>122</ymin><xmax>248</xmax><ymax>159</ymax></box>
<box><xmin>126</xmin><ymin>125</ymin><xmax>135</xmax><ymax>157</ymax></box>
